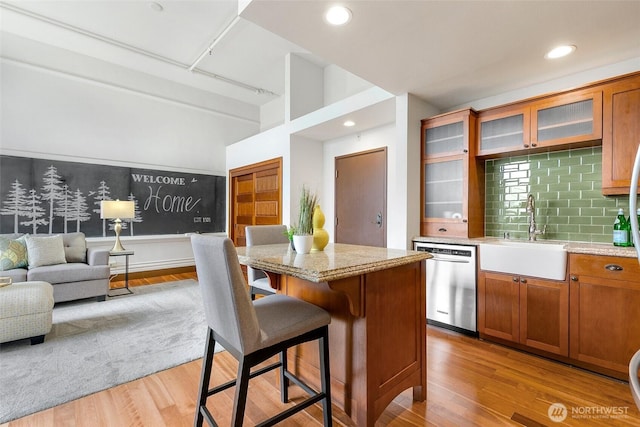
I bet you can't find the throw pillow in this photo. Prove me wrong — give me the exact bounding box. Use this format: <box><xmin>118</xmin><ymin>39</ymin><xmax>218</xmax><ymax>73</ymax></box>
<box><xmin>0</xmin><ymin>235</ymin><xmax>28</xmax><ymax>271</ymax></box>
<box><xmin>25</xmin><ymin>235</ymin><xmax>67</xmax><ymax>269</ymax></box>
<box><xmin>62</xmin><ymin>232</ymin><xmax>87</xmax><ymax>263</ymax></box>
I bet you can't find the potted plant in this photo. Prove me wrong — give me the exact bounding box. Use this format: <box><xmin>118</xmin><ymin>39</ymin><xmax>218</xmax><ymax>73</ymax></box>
<box><xmin>292</xmin><ymin>186</ymin><xmax>317</xmax><ymax>254</ymax></box>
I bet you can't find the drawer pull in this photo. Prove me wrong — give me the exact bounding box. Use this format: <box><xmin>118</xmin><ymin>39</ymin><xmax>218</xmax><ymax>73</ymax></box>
<box><xmin>570</xmin><ymin>275</ymin><xmax>578</xmax><ymax>281</ymax></box>
<box><xmin>438</xmin><ymin>228</ymin><xmax>447</xmax><ymax>232</ymax></box>
<box><xmin>605</xmin><ymin>264</ymin><xmax>623</xmax><ymax>271</ymax></box>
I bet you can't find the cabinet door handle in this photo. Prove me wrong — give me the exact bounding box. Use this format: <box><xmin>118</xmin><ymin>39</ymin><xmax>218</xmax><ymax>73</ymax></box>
<box><xmin>605</xmin><ymin>264</ymin><xmax>623</xmax><ymax>271</ymax></box>
<box><xmin>570</xmin><ymin>275</ymin><xmax>578</xmax><ymax>281</ymax></box>
<box><xmin>463</xmin><ymin>149</ymin><xmax>468</xmax><ymax>153</ymax></box>
<box><xmin>520</xmin><ymin>278</ymin><xmax>527</xmax><ymax>284</ymax></box>
<box><xmin>512</xmin><ymin>277</ymin><xmax>519</xmax><ymax>282</ymax></box>
<box><xmin>531</xmin><ymin>143</ymin><xmax>537</xmax><ymax>148</ymax></box>
<box><xmin>523</xmin><ymin>144</ymin><xmax>530</xmax><ymax>148</ymax></box>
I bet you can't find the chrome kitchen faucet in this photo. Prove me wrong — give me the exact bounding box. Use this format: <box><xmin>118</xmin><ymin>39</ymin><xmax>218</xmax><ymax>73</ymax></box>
<box><xmin>526</xmin><ymin>194</ymin><xmax>547</xmax><ymax>241</ymax></box>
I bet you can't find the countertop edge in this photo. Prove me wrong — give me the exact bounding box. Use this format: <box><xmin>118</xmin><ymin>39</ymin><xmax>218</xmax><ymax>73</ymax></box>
<box><xmin>237</xmin><ymin>252</ymin><xmax>431</xmax><ymax>283</ymax></box>
<box><xmin>412</xmin><ymin>236</ymin><xmax>639</xmax><ymax>259</ymax></box>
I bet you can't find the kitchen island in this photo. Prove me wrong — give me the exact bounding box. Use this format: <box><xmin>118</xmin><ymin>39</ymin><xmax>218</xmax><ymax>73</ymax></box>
<box><xmin>236</xmin><ymin>243</ymin><xmax>431</xmax><ymax>427</ymax></box>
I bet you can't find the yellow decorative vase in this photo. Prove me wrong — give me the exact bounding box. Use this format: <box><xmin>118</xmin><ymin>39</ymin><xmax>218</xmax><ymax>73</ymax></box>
<box><xmin>312</xmin><ymin>205</ymin><xmax>329</xmax><ymax>252</ymax></box>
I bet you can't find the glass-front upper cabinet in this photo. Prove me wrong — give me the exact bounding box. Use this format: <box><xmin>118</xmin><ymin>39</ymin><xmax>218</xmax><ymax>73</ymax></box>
<box><xmin>421</xmin><ymin>109</ymin><xmax>484</xmax><ymax>238</ymax></box>
<box><xmin>477</xmin><ymin>105</ymin><xmax>530</xmax><ymax>157</ymax></box>
<box><xmin>477</xmin><ymin>88</ymin><xmax>602</xmax><ymax>158</ymax></box>
<box><xmin>531</xmin><ymin>88</ymin><xmax>602</xmax><ymax>147</ymax></box>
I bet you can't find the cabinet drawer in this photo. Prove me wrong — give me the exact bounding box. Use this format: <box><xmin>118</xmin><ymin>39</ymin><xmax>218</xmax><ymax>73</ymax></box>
<box><xmin>569</xmin><ymin>253</ymin><xmax>640</xmax><ymax>282</ymax></box>
<box><xmin>421</xmin><ymin>221</ymin><xmax>468</xmax><ymax>237</ymax></box>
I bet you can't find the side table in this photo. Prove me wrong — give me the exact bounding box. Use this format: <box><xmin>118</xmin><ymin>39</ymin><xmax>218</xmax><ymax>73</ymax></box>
<box><xmin>109</xmin><ymin>250</ymin><xmax>134</xmax><ymax>296</ymax></box>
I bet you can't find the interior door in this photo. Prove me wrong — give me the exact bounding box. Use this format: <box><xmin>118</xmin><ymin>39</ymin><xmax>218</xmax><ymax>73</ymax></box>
<box><xmin>229</xmin><ymin>158</ymin><xmax>282</xmax><ymax>246</ymax></box>
<box><xmin>335</xmin><ymin>148</ymin><xmax>387</xmax><ymax>247</ymax></box>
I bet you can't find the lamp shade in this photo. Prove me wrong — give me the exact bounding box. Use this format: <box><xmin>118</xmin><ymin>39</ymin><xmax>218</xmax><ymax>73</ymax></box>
<box><xmin>100</xmin><ymin>200</ymin><xmax>135</xmax><ymax>219</ymax></box>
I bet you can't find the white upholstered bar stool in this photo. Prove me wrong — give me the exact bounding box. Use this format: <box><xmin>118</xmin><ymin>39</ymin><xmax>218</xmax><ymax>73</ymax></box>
<box><xmin>191</xmin><ymin>235</ymin><xmax>333</xmax><ymax>427</ymax></box>
<box><xmin>245</xmin><ymin>225</ymin><xmax>289</xmax><ymax>300</ymax></box>
<box><xmin>630</xmin><ymin>349</ymin><xmax>640</xmax><ymax>410</ymax></box>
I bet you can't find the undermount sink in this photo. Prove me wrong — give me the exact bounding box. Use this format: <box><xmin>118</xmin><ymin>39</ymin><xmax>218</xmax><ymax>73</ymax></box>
<box><xmin>479</xmin><ymin>240</ymin><xmax>568</xmax><ymax>280</ymax></box>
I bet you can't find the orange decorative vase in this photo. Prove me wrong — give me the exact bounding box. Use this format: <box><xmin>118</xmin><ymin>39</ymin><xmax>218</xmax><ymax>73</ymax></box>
<box><xmin>312</xmin><ymin>205</ymin><xmax>329</xmax><ymax>252</ymax></box>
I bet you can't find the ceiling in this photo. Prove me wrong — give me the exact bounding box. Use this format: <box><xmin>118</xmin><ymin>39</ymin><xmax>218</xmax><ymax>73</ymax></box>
<box><xmin>2</xmin><ymin>0</ymin><xmax>640</xmax><ymax>118</ymax></box>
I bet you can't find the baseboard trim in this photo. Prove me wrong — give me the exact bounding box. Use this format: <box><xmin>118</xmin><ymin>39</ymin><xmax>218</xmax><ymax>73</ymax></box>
<box><xmin>110</xmin><ymin>266</ymin><xmax>196</xmax><ymax>283</ymax></box>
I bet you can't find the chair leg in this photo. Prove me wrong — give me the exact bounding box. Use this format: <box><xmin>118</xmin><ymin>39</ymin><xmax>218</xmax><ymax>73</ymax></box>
<box><xmin>250</xmin><ymin>286</ymin><xmax>256</xmax><ymax>301</ymax></box>
<box><xmin>194</xmin><ymin>328</ymin><xmax>216</xmax><ymax>427</ymax></box>
<box><xmin>231</xmin><ymin>358</ymin><xmax>252</xmax><ymax>427</ymax></box>
<box><xmin>319</xmin><ymin>329</ymin><xmax>333</xmax><ymax>427</ymax></box>
<box><xmin>279</xmin><ymin>349</ymin><xmax>289</xmax><ymax>403</ymax></box>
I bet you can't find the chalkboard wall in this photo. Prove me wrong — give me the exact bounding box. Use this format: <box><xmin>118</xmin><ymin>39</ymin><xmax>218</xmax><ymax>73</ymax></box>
<box><xmin>0</xmin><ymin>155</ymin><xmax>225</xmax><ymax>237</ymax></box>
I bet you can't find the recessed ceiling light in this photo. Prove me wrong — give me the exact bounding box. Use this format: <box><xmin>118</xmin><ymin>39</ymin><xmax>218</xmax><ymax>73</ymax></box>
<box><xmin>325</xmin><ymin>6</ymin><xmax>352</xmax><ymax>26</ymax></box>
<box><xmin>545</xmin><ymin>45</ymin><xmax>576</xmax><ymax>59</ymax></box>
<box><xmin>344</xmin><ymin>120</ymin><xmax>355</xmax><ymax>127</ymax></box>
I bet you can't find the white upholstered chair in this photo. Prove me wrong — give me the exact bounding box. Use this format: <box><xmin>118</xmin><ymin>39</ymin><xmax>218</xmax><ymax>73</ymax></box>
<box><xmin>630</xmin><ymin>349</ymin><xmax>640</xmax><ymax>410</ymax></box>
<box><xmin>245</xmin><ymin>225</ymin><xmax>289</xmax><ymax>300</ymax></box>
<box><xmin>191</xmin><ymin>235</ymin><xmax>333</xmax><ymax>426</ymax></box>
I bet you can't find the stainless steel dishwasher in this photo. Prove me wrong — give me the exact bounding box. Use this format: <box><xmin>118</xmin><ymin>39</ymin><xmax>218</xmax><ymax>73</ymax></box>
<box><xmin>413</xmin><ymin>241</ymin><xmax>477</xmax><ymax>335</ymax></box>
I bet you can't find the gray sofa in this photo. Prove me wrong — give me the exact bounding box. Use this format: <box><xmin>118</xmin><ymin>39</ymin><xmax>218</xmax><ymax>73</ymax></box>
<box><xmin>0</xmin><ymin>232</ymin><xmax>110</xmax><ymax>303</ymax></box>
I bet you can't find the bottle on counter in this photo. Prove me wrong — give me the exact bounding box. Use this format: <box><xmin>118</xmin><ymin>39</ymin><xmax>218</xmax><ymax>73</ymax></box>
<box><xmin>613</xmin><ymin>208</ymin><xmax>631</xmax><ymax>247</ymax></box>
<box><xmin>632</xmin><ymin>208</ymin><xmax>640</xmax><ymax>246</ymax></box>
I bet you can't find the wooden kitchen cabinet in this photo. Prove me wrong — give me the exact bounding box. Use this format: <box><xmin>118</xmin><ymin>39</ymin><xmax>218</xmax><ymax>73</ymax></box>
<box><xmin>530</xmin><ymin>87</ymin><xmax>602</xmax><ymax>148</ymax></box>
<box><xmin>477</xmin><ymin>104</ymin><xmax>530</xmax><ymax>157</ymax></box>
<box><xmin>601</xmin><ymin>73</ymin><xmax>640</xmax><ymax>195</ymax></box>
<box><xmin>478</xmin><ymin>270</ymin><xmax>569</xmax><ymax>357</ymax></box>
<box><xmin>569</xmin><ymin>253</ymin><xmax>640</xmax><ymax>379</ymax></box>
<box><xmin>421</xmin><ymin>109</ymin><xmax>484</xmax><ymax>238</ymax></box>
<box><xmin>477</xmin><ymin>88</ymin><xmax>602</xmax><ymax>158</ymax></box>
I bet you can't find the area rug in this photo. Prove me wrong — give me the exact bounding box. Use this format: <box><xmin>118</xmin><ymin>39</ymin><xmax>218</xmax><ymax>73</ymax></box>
<box><xmin>0</xmin><ymin>279</ymin><xmax>219</xmax><ymax>423</ymax></box>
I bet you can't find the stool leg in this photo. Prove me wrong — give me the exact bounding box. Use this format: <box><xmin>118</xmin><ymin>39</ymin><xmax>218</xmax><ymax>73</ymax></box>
<box><xmin>319</xmin><ymin>328</ymin><xmax>332</xmax><ymax>427</ymax></box>
<box><xmin>280</xmin><ymin>349</ymin><xmax>289</xmax><ymax>403</ymax></box>
<box><xmin>231</xmin><ymin>359</ymin><xmax>251</xmax><ymax>427</ymax></box>
<box><xmin>195</xmin><ymin>328</ymin><xmax>216</xmax><ymax>427</ymax></box>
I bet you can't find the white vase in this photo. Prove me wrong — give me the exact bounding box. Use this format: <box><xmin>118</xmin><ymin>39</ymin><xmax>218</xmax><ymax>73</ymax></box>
<box><xmin>293</xmin><ymin>235</ymin><xmax>313</xmax><ymax>254</ymax></box>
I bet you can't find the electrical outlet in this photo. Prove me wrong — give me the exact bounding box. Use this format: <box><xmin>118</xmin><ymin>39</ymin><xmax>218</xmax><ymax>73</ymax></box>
<box><xmin>109</xmin><ymin>260</ymin><xmax>117</xmax><ymax>267</ymax></box>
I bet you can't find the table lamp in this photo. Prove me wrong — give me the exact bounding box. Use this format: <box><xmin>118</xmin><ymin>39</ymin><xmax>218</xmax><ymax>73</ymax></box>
<box><xmin>100</xmin><ymin>200</ymin><xmax>135</xmax><ymax>252</ymax></box>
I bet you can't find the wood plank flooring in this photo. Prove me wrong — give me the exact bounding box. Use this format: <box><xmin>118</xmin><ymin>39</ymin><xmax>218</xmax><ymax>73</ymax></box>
<box><xmin>4</xmin><ymin>272</ymin><xmax>639</xmax><ymax>426</ymax></box>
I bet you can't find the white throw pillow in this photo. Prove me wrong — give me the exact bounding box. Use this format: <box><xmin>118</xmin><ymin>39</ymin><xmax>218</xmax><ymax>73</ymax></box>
<box><xmin>26</xmin><ymin>235</ymin><xmax>67</xmax><ymax>269</ymax></box>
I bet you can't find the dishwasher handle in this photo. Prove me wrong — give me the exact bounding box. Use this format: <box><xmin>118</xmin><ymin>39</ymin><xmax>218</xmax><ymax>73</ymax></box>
<box><xmin>429</xmin><ymin>257</ymin><xmax>471</xmax><ymax>264</ymax></box>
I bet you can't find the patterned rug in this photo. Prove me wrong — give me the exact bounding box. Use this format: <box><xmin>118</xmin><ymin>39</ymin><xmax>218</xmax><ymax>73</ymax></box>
<box><xmin>0</xmin><ymin>279</ymin><xmax>218</xmax><ymax>423</ymax></box>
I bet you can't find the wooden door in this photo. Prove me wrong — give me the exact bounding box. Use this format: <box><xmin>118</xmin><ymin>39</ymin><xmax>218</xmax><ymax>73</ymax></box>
<box><xmin>478</xmin><ymin>271</ymin><xmax>520</xmax><ymax>343</ymax></box>
<box><xmin>601</xmin><ymin>74</ymin><xmax>640</xmax><ymax>195</ymax></box>
<box><xmin>519</xmin><ymin>277</ymin><xmax>569</xmax><ymax>356</ymax></box>
<box><xmin>335</xmin><ymin>148</ymin><xmax>386</xmax><ymax>247</ymax></box>
<box><xmin>229</xmin><ymin>158</ymin><xmax>282</xmax><ymax>246</ymax></box>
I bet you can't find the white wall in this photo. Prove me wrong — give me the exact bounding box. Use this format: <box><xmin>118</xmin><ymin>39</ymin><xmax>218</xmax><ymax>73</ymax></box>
<box><xmin>1</xmin><ymin>44</ymin><xmax>259</xmax><ymax>273</ymax></box>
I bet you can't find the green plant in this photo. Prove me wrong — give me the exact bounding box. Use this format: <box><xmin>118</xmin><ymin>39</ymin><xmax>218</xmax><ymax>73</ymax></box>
<box><xmin>296</xmin><ymin>186</ymin><xmax>317</xmax><ymax>235</ymax></box>
<box><xmin>283</xmin><ymin>225</ymin><xmax>297</xmax><ymax>241</ymax></box>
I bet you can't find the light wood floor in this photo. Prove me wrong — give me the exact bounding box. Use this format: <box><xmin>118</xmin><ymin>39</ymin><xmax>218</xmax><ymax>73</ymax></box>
<box><xmin>4</xmin><ymin>272</ymin><xmax>639</xmax><ymax>426</ymax></box>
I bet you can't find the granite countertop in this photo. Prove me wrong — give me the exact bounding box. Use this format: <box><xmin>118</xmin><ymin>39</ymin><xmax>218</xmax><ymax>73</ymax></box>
<box><xmin>412</xmin><ymin>235</ymin><xmax>640</xmax><ymax>259</ymax></box>
<box><xmin>236</xmin><ymin>243</ymin><xmax>432</xmax><ymax>283</ymax></box>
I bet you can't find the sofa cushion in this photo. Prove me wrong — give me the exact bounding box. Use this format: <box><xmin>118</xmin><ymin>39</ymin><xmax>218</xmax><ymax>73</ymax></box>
<box><xmin>25</xmin><ymin>235</ymin><xmax>67</xmax><ymax>269</ymax></box>
<box><xmin>61</xmin><ymin>232</ymin><xmax>87</xmax><ymax>263</ymax></box>
<box><xmin>28</xmin><ymin>263</ymin><xmax>110</xmax><ymax>284</ymax></box>
<box><xmin>0</xmin><ymin>268</ymin><xmax>27</xmax><ymax>283</ymax></box>
<box><xmin>0</xmin><ymin>235</ymin><xmax>28</xmax><ymax>270</ymax></box>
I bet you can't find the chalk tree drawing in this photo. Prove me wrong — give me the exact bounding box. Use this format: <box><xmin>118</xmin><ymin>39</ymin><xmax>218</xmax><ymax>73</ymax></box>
<box><xmin>40</xmin><ymin>165</ymin><xmax>65</xmax><ymax>234</ymax></box>
<box><xmin>21</xmin><ymin>189</ymin><xmax>47</xmax><ymax>234</ymax></box>
<box><xmin>0</xmin><ymin>180</ymin><xmax>31</xmax><ymax>233</ymax></box>
<box><xmin>93</xmin><ymin>180</ymin><xmax>112</xmax><ymax>237</ymax></box>
<box><xmin>69</xmin><ymin>188</ymin><xmax>92</xmax><ymax>232</ymax></box>
<box><xmin>128</xmin><ymin>193</ymin><xmax>143</xmax><ymax>236</ymax></box>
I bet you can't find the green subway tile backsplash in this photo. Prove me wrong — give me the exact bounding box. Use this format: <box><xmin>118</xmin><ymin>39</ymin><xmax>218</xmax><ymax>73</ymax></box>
<box><xmin>484</xmin><ymin>146</ymin><xmax>630</xmax><ymax>243</ymax></box>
